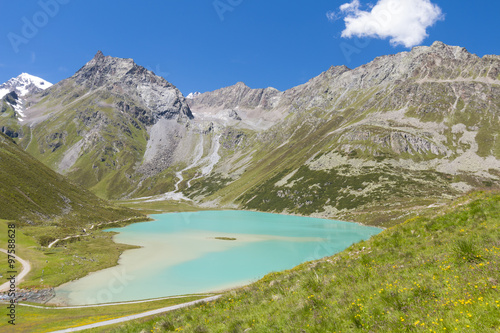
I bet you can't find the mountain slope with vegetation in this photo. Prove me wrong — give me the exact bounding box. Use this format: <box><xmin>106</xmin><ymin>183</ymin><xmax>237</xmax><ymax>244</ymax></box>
<box><xmin>184</xmin><ymin>43</ymin><xmax>500</xmax><ymax>226</ymax></box>
<box><xmin>0</xmin><ymin>131</ymin><xmax>147</xmax><ymax>291</ymax></box>
<box><xmin>188</xmin><ymin>42</ymin><xmax>499</xmax><ymax>221</ymax></box>
<box><xmin>0</xmin><ymin>132</ymin><xmax>143</xmax><ymax>244</ymax></box>
<box><xmin>0</xmin><ymin>42</ymin><xmax>499</xmax><ymax>225</ymax></box>
<box><xmin>112</xmin><ymin>191</ymin><xmax>500</xmax><ymax>332</ymax></box>
<box><xmin>12</xmin><ymin>51</ymin><xmax>194</xmax><ymax>199</ymax></box>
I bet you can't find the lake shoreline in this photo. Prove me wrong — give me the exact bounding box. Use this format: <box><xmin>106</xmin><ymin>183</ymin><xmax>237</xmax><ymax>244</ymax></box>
<box><xmin>51</xmin><ymin>211</ymin><xmax>381</xmax><ymax>306</ymax></box>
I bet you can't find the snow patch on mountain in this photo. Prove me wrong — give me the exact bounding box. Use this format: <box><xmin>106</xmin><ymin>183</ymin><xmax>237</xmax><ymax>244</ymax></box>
<box><xmin>186</xmin><ymin>92</ymin><xmax>201</xmax><ymax>99</ymax></box>
<box><xmin>0</xmin><ymin>88</ymin><xmax>10</xmax><ymax>98</ymax></box>
<box><xmin>0</xmin><ymin>73</ymin><xmax>52</xmax><ymax>99</ymax></box>
<box><xmin>13</xmin><ymin>99</ymin><xmax>26</xmax><ymax>122</ymax></box>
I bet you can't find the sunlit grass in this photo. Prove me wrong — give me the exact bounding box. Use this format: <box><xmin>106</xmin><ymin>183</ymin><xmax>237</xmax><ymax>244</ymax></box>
<box><xmin>453</xmin><ymin>239</ymin><xmax>484</xmax><ymax>263</ymax></box>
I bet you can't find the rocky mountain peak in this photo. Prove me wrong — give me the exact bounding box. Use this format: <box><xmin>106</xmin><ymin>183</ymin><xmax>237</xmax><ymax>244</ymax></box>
<box><xmin>311</xmin><ymin>65</ymin><xmax>351</xmax><ymax>83</ymax></box>
<box><xmin>311</xmin><ymin>41</ymin><xmax>497</xmax><ymax>91</ymax></box>
<box><xmin>188</xmin><ymin>81</ymin><xmax>282</xmax><ymax>112</ymax></box>
<box><xmin>186</xmin><ymin>91</ymin><xmax>201</xmax><ymax>99</ymax></box>
<box><xmin>70</xmin><ymin>51</ymin><xmax>193</xmax><ymax>121</ymax></box>
<box><xmin>327</xmin><ymin>65</ymin><xmax>351</xmax><ymax>73</ymax></box>
<box><xmin>413</xmin><ymin>40</ymin><xmax>476</xmax><ymax>61</ymax></box>
<box><xmin>94</xmin><ymin>50</ymin><xmax>105</xmax><ymax>60</ymax></box>
<box><xmin>73</xmin><ymin>51</ymin><xmax>136</xmax><ymax>87</ymax></box>
<box><xmin>233</xmin><ymin>81</ymin><xmax>249</xmax><ymax>89</ymax></box>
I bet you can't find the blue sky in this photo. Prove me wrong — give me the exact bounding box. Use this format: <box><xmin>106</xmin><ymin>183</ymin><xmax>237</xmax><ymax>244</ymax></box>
<box><xmin>0</xmin><ymin>0</ymin><xmax>499</xmax><ymax>95</ymax></box>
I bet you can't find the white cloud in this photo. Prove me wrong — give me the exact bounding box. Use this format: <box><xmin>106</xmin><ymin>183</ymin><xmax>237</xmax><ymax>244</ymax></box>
<box><xmin>340</xmin><ymin>0</ymin><xmax>360</xmax><ymax>13</ymax></box>
<box><xmin>338</xmin><ymin>0</ymin><xmax>444</xmax><ymax>48</ymax></box>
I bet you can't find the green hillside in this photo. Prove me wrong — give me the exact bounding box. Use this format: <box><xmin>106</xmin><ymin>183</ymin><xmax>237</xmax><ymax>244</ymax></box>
<box><xmin>0</xmin><ymin>132</ymin><xmax>143</xmax><ymax>243</ymax></box>
<box><xmin>22</xmin><ymin>89</ymin><xmax>152</xmax><ymax>200</ymax></box>
<box><xmin>112</xmin><ymin>191</ymin><xmax>500</xmax><ymax>332</ymax></box>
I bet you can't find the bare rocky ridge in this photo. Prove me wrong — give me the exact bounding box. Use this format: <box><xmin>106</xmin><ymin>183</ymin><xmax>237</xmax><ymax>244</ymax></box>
<box><xmin>188</xmin><ymin>81</ymin><xmax>281</xmax><ymax>111</ymax></box>
<box><xmin>187</xmin><ymin>82</ymin><xmax>284</xmax><ymax>131</ymax></box>
<box><xmin>71</xmin><ymin>51</ymin><xmax>193</xmax><ymax>122</ymax></box>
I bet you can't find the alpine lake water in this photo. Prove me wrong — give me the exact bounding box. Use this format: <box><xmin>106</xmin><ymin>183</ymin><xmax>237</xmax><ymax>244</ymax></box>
<box><xmin>53</xmin><ymin>211</ymin><xmax>381</xmax><ymax>305</ymax></box>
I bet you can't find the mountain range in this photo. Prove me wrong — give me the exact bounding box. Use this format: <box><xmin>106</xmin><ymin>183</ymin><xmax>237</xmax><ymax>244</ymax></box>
<box><xmin>1</xmin><ymin>41</ymin><xmax>499</xmax><ymax>226</ymax></box>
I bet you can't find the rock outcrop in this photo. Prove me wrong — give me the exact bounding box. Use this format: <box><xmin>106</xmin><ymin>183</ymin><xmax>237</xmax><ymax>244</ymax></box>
<box><xmin>188</xmin><ymin>82</ymin><xmax>282</xmax><ymax>111</ymax></box>
<box><xmin>71</xmin><ymin>51</ymin><xmax>193</xmax><ymax>122</ymax></box>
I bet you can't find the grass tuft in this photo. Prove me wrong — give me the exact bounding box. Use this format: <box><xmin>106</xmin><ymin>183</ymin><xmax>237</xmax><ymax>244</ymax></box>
<box><xmin>453</xmin><ymin>239</ymin><xmax>484</xmax><ymax>263</ymax></box>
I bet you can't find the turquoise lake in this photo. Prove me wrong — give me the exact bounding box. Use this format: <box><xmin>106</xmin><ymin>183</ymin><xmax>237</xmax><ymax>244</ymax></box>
<box><xmin>53</xmin><ymin>211</ymin><xmax>381</xmax><ymax>305</ymax></box>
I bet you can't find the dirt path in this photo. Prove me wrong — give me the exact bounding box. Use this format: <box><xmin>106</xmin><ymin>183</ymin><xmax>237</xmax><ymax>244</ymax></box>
<box><xmin>48</xmin><ymin>216</ymin><xmax>142</xmax><ymax>248</ymax></box>
<box><xmin>47</xmin><ymin>295</ymin><xmax>222</xmax><ymax>332</ymax></box>
<box><xmin>0</xmin><ymin>248</ymin><xmax>31</xmax><ymax>292</ymax></box>
<box><xmin>19</xmin><ymin>294</ymin><xmax>216</xmax><ymax>309</ymax></box>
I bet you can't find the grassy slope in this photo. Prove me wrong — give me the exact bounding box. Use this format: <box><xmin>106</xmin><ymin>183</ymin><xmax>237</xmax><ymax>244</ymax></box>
<box><xmin>117</xmin><ymin>199</ymin><xmax>213</xmax><ymax>215</ymax></box>
<box><xmin>0</xmin><ymin>132</ymin><xmax>143</xmax><ymax>238</ymax></box>
<box><xmin>24</xmin><ymin>89</ymin><xmax>150</xmax><ymax>200</ymax></box>
<box><xmin>112</xmin><ymin>191</ymin><xmax>500</xmax><ymax>332</ymax></box>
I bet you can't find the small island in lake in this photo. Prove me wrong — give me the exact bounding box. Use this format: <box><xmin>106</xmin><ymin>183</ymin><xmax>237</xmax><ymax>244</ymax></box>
<box><xmin>214</xmin><ymin>237</ymin><xmax>237</xmax><ymax>241</ymax></box>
